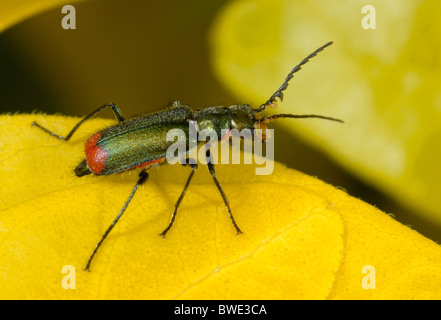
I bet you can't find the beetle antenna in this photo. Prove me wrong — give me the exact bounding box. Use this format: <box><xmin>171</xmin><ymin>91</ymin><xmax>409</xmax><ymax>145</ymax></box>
<box><xmin>256</xmin><ymin>113</ymin><xmax>343</xmax><ymax>124</ymax></box>
<box><xmin>255</xmin><ymin>41</ymin><xmax>333</xmax><ymax>113</ymax></box>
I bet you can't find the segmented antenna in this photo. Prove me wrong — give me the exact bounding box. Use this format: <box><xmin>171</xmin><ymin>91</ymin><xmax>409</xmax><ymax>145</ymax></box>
<box><xmin>255</xmin><ymin>41</ymin><xmax>333</xmax><ymax>113</ymax></box>
<box><xmin>255</xmin><ymin>113</ymin><xmax>343</xmax><ymax>124</ymax></box>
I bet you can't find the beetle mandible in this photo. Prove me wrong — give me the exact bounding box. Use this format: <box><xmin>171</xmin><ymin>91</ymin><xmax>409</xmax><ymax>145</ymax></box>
<box><xmin>32</xmin><ymin>41</ymin><xmax>342</xmax><ymax>271</ymax></box>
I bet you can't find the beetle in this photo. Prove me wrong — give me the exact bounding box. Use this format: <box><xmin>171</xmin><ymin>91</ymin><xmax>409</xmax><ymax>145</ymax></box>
<box><xmin>32</xmin><ymin>41</ymin><xmax>342</xmax><ymax>271</ymax></box>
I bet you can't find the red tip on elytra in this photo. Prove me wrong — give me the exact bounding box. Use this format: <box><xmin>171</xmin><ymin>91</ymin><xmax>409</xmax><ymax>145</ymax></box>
<box><xmin>133</xmin><ymin>157</ymin><xmax>166</xmax><ymax>170</ymax></box>
<box><xmin>221</xmin><ymin>129</ymin><xmax>231</xmax><ymax>141</ymax></box>
<box><xmin>85</xmin><ymin>132</ymin><xmax>108</xmax><ymax>175</ymax></box>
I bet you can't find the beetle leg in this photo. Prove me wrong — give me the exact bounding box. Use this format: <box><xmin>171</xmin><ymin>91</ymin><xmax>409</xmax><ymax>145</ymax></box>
<box><xmin>205</xmin><ymin>149</ymin><xmax>243</xmax><ymax>236</ymax></box>
<box><xmin>160</xmin><ymin>159</ymin><xmax>198</xmax><ymax>238</ymax></box>
<box><xmin>32</xmin><ymin>102</ymin><xmax>125</xmax><ymax>141</ymax></box>
<box><xmin>84</xmin><ymin>169</ymin><xmax>148</xmax><ymax>271</ymax></box>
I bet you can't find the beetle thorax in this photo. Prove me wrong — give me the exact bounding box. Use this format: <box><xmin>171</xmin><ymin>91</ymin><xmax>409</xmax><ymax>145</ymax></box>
<box><xmin>228</xmin><ymin>104</ymin><xmax>255</xmax><ymax>131</ymax></box>
<box><xmin>193</xmin><ymin>106</ymin><xmax>231</xmax><ymax>136</ymax></box>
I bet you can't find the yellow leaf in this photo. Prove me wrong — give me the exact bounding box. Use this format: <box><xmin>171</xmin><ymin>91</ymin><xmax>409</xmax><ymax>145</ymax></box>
<box><xmin>1</xmin><ymin>114</ymin><xmax>441</xmax><ymax>299</ymax></box>
<box><xmin>0</xmin><ymin>0</ymin><xmax>84</xmax><ymax>33</ymax></box>
<box><xmin>210</xmin><ymin>0</ymin><xmax>441</xmax><ymax>230</ymax></box>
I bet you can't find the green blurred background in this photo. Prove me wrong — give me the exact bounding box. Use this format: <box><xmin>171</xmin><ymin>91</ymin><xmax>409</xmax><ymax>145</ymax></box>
<box><xmin>1</xmin><ymin>0</ymin><xmax>440</xmax><ymax>242</ymax></box>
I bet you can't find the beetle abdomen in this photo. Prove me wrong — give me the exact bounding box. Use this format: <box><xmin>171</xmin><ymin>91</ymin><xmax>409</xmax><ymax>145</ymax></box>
<box><xmin>84</xmin><ymin>106</ymin><xmax>193</xmax><ymax>175</ymax></box>
<box><xmin>86</xmin><ymin>121</ymin><xmax>191</xmax><ymax>175</ymax></box>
